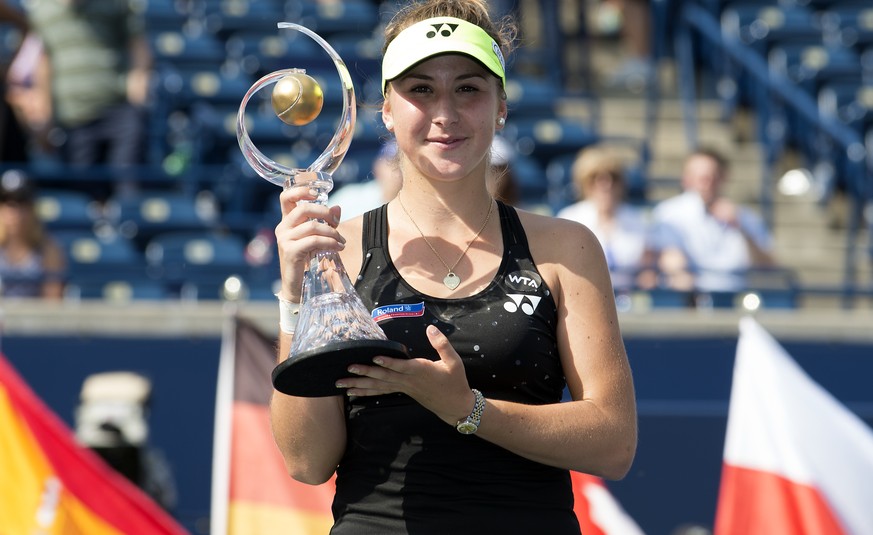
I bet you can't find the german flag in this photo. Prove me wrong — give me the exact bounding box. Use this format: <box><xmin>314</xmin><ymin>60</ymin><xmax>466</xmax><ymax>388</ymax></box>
<box><xmin>212</xmin><ymin>316</ymin><xmax>334</xmax><ymax>534</ymax></box>
<box><xmin>0</xmin><ymin>351</ymin><xmax>186</xmax><ymax>534</ymax></box>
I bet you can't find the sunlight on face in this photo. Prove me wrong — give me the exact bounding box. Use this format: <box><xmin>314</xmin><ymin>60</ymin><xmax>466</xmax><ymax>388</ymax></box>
<box><xmin>383</xmin><ymin>55</ymin><xmax>505</xmax><ymax>184</ymax></box>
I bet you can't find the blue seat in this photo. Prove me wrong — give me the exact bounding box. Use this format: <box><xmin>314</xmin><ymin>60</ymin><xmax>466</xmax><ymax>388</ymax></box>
<box><xmin>150</xmin><ymin>31</ymin><xmax>227</xmax><ymax>71</ymax></box>
<box><xmin>820</xmin><ymin>5</ymin><xmax>873</xmax><ymax>51</ymax></box>
<box><xmin>54</xmin><ymin>229</ymin><xmax>144</xmax><ymax>268</ymax></box>
<box><xmin>35</xmin><ymin>189</ymin><xmax>99</xmax><ymax>230</ymax></box>
<box><xmin>204</xmin><ymin>0</ymin><xmax>287</xmax><ymax>38</ymax></box>
<box><xmin>767</xmin><ymin>41</ymin><xmax>863</xmax><ymax>159</ymax></box>
<box><xmin>291</xmin><ymin>1</ymin><xmax>380</xmax><ymax>37</ymax></box>
<box><xmin>717</xmin><ymin>3</ymin><xmax>821</xmax><ymax>122</ymax></box>
<box><xmin>72</xmin><ymin>276</ymin><xmax>169</xmax><ymax>302</ymax></box>
<box><xmin>225</xmin><ymin>29</ymin><xmax>324</xmax><ymax>77</ymax></box>
<box><xmin>105</xmin><ymin>191</ymin><xmax>218</xmax><ymax>244</ymax></box>
<box><xmin>159</xmin><ymin>66</ymin><xmax>254</xmax><ymax>112</ymax></box>
<box><xmin>501</xmin><ymin>117</ymin><xmax>599</xmax><ymax>167</ymax></box>
<box><xmin>505</xmin><ymin>75</ymin><xmax>566</xmax><ymax>118</ymax></box>
<box><xmin>142</xmin><ymin>0</ymin><xmax>190</xmax><ymax>33</ymax></box>
<box><xmin>145</xmin><ymin>231</ymin><xmax>250</xmax><ymax>300</ymax></box>
<box><xmin>53</xmin><ymin>230</ymin><xmax>153</xmax><ymax>296</ymax></box>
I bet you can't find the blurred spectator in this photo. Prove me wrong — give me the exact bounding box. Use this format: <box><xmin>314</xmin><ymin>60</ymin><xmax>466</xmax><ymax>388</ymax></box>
<box><xmin>75</xmin><ymin>371</ymin><xmax>177</xmax><ymax>512</ymax></box>
<box><xmin>0</xmin><ymin>0</ymin><xmax>31</xmax><ymax>162</ymax></box>
<box><xmin>15</xmin><ymin>1</ymin><xmax>153</xmax><ymax>198</ymax></box>
<box><xmin>330</xmin><ymin>140</ymin><xmax>404</xmax><ymax>221</ymax></box>
<box><xmin>556</xmin><ymin>146</ymin><xmax>662</xmax><ymax>291</ymax></box>
<box><xmin>601</xmin><ymin>0</ymin><xmax>655</xmax><ymax>92</ymax></box>
<box><xmin>651</xmin><ymin>147</ymin><xmax>776</xmax><ymax>293</ymax></box>
<box><xmin>0</xmin><ymin>169</ymin><xmax>65</xmax><ymax>299</ymax></box>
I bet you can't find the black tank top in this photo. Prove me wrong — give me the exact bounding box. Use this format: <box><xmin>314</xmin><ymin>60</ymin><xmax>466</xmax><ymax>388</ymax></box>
<box><xmin>331</xmin><ymin>201</ymin><xmax>580</xmax><ymax>534</ymax></box>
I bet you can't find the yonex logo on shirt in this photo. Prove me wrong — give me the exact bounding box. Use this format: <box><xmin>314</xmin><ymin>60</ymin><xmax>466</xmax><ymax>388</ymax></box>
<box><xmin>504</xmin><ymin>294</ymin><xmax>542</xmax><ymax>316</ymax></box>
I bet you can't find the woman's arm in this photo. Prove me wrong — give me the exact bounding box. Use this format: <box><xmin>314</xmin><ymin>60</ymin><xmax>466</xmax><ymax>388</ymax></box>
<box><xmin>268</xmin><ymin>183</ymin><xmax>350</xmax><ymax>485</ymax></box>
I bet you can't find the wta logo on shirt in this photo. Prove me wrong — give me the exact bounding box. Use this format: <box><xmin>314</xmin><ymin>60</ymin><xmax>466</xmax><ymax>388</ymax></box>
<box><xmin>372</xmin><ymin>301</ymin><xmax>426</xmax><ymax>323</ymax></box>
<box><xmin>504</xmin><ymin>270</ymin><xmax>543</xmax><ymax>315</ymax></box>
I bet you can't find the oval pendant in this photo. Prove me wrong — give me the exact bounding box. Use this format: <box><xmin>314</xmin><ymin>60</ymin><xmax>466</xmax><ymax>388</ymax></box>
<box><xmin>443</xmin><ymin>273</ymin><xmax>461</xmax><ymax>290</ymax></box>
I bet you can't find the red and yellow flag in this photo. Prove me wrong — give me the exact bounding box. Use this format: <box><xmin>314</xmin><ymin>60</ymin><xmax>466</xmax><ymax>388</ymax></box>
<box><xmin>212</xmin><ymin>316</ymin><xmax>334</xmax><ymax>535</ymax></box>
<box><xmin>0</xmin><ymin>351</ymin><xmax>186</xmax><ymax>534</ymax></box>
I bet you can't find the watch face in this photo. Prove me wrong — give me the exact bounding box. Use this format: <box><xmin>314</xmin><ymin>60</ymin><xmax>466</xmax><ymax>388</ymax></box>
<box><xmin>457</xmin><ymin>421</ymin><xmax>478</xmax><ymax>434</ymax></box>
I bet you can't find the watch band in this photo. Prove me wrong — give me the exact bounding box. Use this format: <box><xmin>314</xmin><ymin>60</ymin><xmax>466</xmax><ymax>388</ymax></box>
<box><xmin>456</xmin><ymin>389</ymin><xmax>485</xmax><ymax>434</ymax></box>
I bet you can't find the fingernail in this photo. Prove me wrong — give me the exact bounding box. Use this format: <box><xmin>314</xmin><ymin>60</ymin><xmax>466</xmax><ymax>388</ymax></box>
<box><xmin>335</xmin><ymin>381</ymin><xmax>346</xmax><ymax>388</ymax></box>
<box><xmin>427</xmin><ymin>325</ymin><xmax>439</xmax><ymax>336</ymax></box>
<box><xmin>373</xmin><ymin>357</ymin><xmax>384</xmax><ymax>365</ymax></box>
<box><xmin>347</xmin><ymin>366</ymin><xmax>359</xmax><ymax>374</ymax></box>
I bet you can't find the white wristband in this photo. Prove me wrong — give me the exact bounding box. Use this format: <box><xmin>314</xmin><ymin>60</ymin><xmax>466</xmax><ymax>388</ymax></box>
<box><xmin>276</xmin><ymin>294</ymin><xmax>301</xmax><ymax>334</ymax></box>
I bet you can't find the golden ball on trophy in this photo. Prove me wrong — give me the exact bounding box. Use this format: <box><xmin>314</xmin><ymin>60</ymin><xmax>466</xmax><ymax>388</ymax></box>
<box><xmin>271</xmin><ymin>72</ymin><xmax>324</xmax><ymax>126</ymax></box>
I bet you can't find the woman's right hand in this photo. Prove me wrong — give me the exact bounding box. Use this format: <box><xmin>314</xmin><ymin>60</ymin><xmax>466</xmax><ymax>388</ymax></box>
<box><xmin>275</xmin><ymin>181</ymin><xmax>345</xmax><ymax>302</ymax></box>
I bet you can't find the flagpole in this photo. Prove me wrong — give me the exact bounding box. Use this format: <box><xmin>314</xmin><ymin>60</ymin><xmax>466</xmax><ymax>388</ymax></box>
<box><xmin>210</xmin><ymin>302</ymin><xmax>238</xmax><ymax>535</ymax></box>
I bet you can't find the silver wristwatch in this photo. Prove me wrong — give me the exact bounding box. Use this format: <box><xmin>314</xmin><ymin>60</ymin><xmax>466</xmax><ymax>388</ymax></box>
<box><xmin>456</xmin><ymin>389</ymin><xmax>485</xmax><ymax>434</ymax></box>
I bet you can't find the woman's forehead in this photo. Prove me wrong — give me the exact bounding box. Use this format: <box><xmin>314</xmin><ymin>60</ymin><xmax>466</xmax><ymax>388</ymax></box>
<box><xmin>402</xmin><ymin>54</ymin><xmax>493</xmax><ymax>80</ymax></box>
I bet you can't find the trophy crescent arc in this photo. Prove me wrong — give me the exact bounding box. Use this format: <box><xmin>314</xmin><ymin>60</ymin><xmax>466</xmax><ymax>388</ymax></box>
<box><xmin>237</xmin><ymin>23</ymin><xmax>408</xmax><ymax>397</ymax></box>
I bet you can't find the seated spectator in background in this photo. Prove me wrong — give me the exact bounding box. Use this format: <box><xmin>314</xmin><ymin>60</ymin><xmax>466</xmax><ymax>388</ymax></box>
<box><xmin>600</xmin><ymin>0</ymin><xmax>655</xmax><ymax>92</ymax></box>
<box><xmin>556</xmin><ymin>146</ymin><xmax>663</xmax><ymax>291</ymax></box>
<box><xmin>13</xmin><ymin>1</ymin><xmax>153</xmax><ymax>199</ymax></box>
<box><xmin>331</xmin><ymin>140</ymin><xmax>404</xmax><ymax>221</ymax></box>
<box><xmin>651</xmin><ymin>147</ymin><xmax>775</xmax><ymax>293</ymax></box>
<box><xmin>0</xmin><ymin>169</ymin><xmax>65</xmax><ymax>299</ymax></box>
<box><xmin>0</xmin><ymin>0</ymin><xmax>33</xmax><ymax>163</ymax></box>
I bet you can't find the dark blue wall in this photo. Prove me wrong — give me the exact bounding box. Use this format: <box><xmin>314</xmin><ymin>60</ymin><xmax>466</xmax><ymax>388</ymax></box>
<box><xmin>4</xmin><ymin>333</ymin><xmax>872</xmax><ymax>535</ymax></box>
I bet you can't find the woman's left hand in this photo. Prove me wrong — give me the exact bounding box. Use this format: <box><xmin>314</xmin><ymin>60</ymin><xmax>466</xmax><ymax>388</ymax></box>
<box><xmin>337</xmin><ymin>325</ymin><xmax>477</xmax><ymax>426</ymax></box>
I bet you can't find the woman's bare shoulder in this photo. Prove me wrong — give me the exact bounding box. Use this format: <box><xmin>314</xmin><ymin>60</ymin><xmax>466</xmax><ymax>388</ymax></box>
<box><xmin>515</xmin><ymin>208</ymin><xmax>602</xmax><ymax>259</ymax></box>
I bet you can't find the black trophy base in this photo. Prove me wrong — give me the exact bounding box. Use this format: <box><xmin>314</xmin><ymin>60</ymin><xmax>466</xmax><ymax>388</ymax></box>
<box><xmin>272</xmin><ymin>339</ymin><xmax>409</xmax><ymax>397</ymax></box>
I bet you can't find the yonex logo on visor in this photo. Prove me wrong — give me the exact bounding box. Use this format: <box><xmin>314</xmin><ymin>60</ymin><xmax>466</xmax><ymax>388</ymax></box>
<box><xmin>428</xmin><ymin>23</ymin><xmax>458</xmax><ymax>38</ymax></box>
<box><xmin>381</xmin><ymin>16</ymin><xmax>506</xmax><ymax>96</ymax></box>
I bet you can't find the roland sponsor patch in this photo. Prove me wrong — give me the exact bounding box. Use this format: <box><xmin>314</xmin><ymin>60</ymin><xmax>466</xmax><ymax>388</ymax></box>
<box><xmin>371</xmin><ymin>301</ymin><xmax>426</xmax><ymax>323</ymax></box>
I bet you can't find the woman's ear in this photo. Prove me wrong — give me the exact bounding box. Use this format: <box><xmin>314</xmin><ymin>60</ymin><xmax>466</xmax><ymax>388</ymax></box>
<box><xmin>496</xmin><ymin>99</ymin><xmax>508</xmax><ymax>130</ymax></box>
<box><xmin>382</xmin><ymin>102</ymin><xmax>394</xmax><ymax>132</ymax></box>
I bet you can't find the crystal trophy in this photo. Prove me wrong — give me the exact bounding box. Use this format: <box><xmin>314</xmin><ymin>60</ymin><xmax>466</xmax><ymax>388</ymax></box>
<box><xmin>237</xmin><ymin>23</ymin><xmax>408</xmax><ymax>397</ymax></box>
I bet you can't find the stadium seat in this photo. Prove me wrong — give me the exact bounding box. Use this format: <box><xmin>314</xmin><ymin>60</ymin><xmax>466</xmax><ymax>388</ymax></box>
<box><xmin>35</xmin><ymin>189</ymin><xmax>100</xmax><ymax>231</ymax></box>
<box><xmin>105</xmin><ymin>191</ymin><xmax>219</xmax><ymax>246</ymax></box>
<box><xmin>202</xmin><ymin>0</ymin><xmax>286</xmax><ymax>38</ymax></box>
<box><xmin>142</xmin><ymin>0</ymin><xmax>190</xmax><ymax>33</ymax></box>
<box><xmin>70</xmin><ymin>276</ymin><xmax>169</xmax><ymax>302</ymax></box>
<box><xmin>150</xmin><ymin>31</ymin><xmax>227</xmax><ymax>71</ymax></box>
<box><xmin>290</xmin><ymin>1</ymin><xmax>380</xmax><ymax>38</ymax></box>
<box><xmin>767</xmin><ymin>41</ymin><xmax>863</xmax><ymax>159</ymax></box>
<box><xmin>504</xmin><ymin>75</ymin><xmax>566</xmax><ymax>119</ymax></box>
<box><xmin>53</xmin><ymin>229</ymin><xmax>157</xmax><ymax>300</ymax></box>
<box><xmin>717</xmin><ymin>3</ymin><xmax>821</xmax><ymax>121</ymax></box>
<box><xmin>144</xmin><ymin>231</ymin><xmax>251</xmax><ymax>300</ymax></box>
<box><xmin>502</xmin><ymin>117</ymin><xmax>599</xmax><ymax>167</ymax></box>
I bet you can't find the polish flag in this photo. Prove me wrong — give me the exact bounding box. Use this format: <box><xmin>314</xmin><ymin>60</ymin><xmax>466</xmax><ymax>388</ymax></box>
<box><xmin>715</xmin><ymin>317</ymin><xmax>873</xmax><ymax>535</ymax></box>
<box><xmin>571</xmin><ymin>472</ymin><xmax>643</xmax><ymax>535</ymax></box>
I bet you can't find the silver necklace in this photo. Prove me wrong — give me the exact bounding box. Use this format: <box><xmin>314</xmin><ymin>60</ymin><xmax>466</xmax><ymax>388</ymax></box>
<box><xmin>398</xmin><ymin>196</ymin><xmax>495</xmax><ymax>290</ymax></box>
